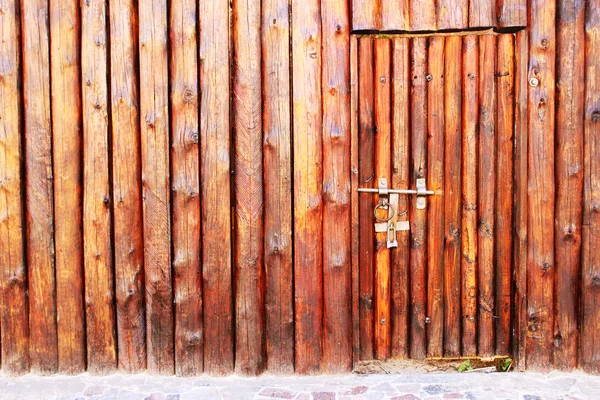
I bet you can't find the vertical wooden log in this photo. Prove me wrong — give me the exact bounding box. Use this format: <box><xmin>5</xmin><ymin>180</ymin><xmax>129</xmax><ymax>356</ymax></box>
<box><xmin>582</xmin><ymin>0</ymin><xmax>600</xmax><ymax>374</ymax></box>
<box><xmin>358</xmin><ymin>37</ymin><xmax>375</xmax><ymax>361</ymax></box>
<box><xmin>527</xmin><ymin>0</ymin><xmax>556</xmax><ymax>371</ymax></box>
<box><xmin>496</xmin><ymin>33</ymin><xmax>515</xmax><ymax>357</ymax></box>
<box><xmin>437</xmin><ymin>0</ymin><xmax>468</xmax><ymax>30</ymax></box>
<box><xmin>390</xmin><ymin>37</ymin><xmax>410</xmax><ymax>359</ymax></box>
<box><xmin>109</xmin><ymin>0</ymin><xmax>146</xmax><ymax>373</ymax></box>
<box><xmin>469</xmin><ymin>0</ymin><xmax>496</xmax><ymax>28</ymax></box>
<box><xmin>497</xmin><ymin>0</ymin><xmax>527</xmax><ymax>29</ymax></box>
<box><xmin>170</xmin><ymin>0</ymin><xmax>202</xmax><ymax>376</ymax></box>
<box><xmin>262</xmin><ymin>0</ymin><xmax>294</xmax><ymax>374</ymax></box>
<box><xmin>410</xmin><ymin>37</ymin><xmax>428</xmax><ymax>360</ymax></box>
<box><xmin>554</xmin><ymin>0</ymin><xmax>585</xmax><ymax>371</ymax></box>
<box><xmin>382</xmin><ymin>0</ymin><xmax>409</xmax><ymax>31</ymax></box>
<box><xmin>0</xmin><ymin>0</ymin><xmax>29</xmax><ymax>375</ymax></box>
<box><xmin>426</xmin><ymin>36</ymin><xmax>445</xmax><ymax>359</ymax></box>
<box><xmin>322</xmin><ymin>0</ymin><xmax>352</xmax><ymax>373</ymax></box>
<box><xmin>461</xmin><ymin>36</ymin><xmax>479</xmax><ymax>358</ymax></box>
<box><xmin>443</xmin><ymin>35</ymin><xmax>462</xmax><ymax>358</ymax></box>
<box><xmin>477</xmin><ymin>34</ymin><xmax>497</xmax><ymax>358</ymax></box>
<box><xmin>199</xmin><ymin>0</ymin><xmax>233</xmax><ymax>375</ymax></box>
<box><xmin>82</xmin><ymin>0</ymin><xmax>116</xmax><ymax>374</ymax></box>
<box><xmin>21</xmin><ymin>0</ymin><xmax>58</xmax><ymax>374</ymax></box>
<box><xmin>233</xmin><ymin>0</ymin><xmax>265</xmax><ymax>376</ymax></box>
<box><xmin>513</xmin><ymin>30</ymin><xmax>529</xmax><ymax>371</ymax></box>
<box><xmin>292</xmin><ymin>0</ymin><xmax>323</xmax><ymax>374</ymax></box>
<box><xmin>410</xmin><ymin>0</ymin><xmax>436</xmax><ymax>31</ymax></box>
<box><xmin>139</xmin><ymin>0</ymin><xmax>174</xmax><ymax>374</ymax></box>
<box><xmin>374</xmin><ymin>38</ymin><xmax>392</xmax><ymax>361</ymax></box>
<box><xmin>352</xmin><ymin>0</ymin><xmax>380</xmax><ymax>31</ymax></box>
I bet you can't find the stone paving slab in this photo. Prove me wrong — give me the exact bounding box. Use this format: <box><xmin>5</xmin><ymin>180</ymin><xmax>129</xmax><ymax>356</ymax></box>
<box><xmin>0</xmin><ymin>371</ymin><xmax>599</xmax><ymax>400</ymax></box>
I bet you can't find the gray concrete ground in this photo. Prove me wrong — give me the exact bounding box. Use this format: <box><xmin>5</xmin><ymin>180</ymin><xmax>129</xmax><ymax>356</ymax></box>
<box><xmin>0</xmin><ymin>371</ymin><xmax>599</xmax><ymax>400</ymax></box>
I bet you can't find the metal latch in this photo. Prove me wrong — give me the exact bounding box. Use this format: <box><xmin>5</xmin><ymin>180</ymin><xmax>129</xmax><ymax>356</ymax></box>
<box><xmin>358</xmin><ymin>177</ymin><xmax>434</xmax><ymax>210</ymax></box>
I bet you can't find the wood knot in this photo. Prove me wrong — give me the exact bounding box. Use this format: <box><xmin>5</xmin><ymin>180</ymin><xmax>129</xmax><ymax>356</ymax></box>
<box><xmin>540</xmin><ymin>38</ymin><xmax>550</xmax><ymax>49</ymax></box>
<box><xmin>103</xmin><ymin>195</ymin><xmax>110</xmax><ymax>205</ymax></box>
<box><xmin>592</xmin><ymin>276</ymin><xmax>600</xmax><ymax>286</ymax></box>
<box><xmin>336</xmin><ymin>24</ymin><xmax>342</xmax><ymax>32</ymax></box>
<box><xmin>542</xmin><ymin>262</ymin><xmax>551</xmax><ymax>272</ymax></box>
<box><xmin>189</xmin><ymin>334</ymin><xmax>200</xmax><ymax>346</ymax></box>
<box><xmin>183</xmin><ymin>88</ymin><xmax>195</xmax><ymax>103</ymax></box>
<box><xmin>592</xmin><ymin>111</ymin><xmax>600</xmax><ymax>122</ymax></box>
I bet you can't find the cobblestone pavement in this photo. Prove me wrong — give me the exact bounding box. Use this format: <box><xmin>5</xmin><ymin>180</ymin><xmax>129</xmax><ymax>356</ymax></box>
<box><xmin>0</xmin><ymin>371</ymin><xmax>599</xmax><ymax>400</ymax></box>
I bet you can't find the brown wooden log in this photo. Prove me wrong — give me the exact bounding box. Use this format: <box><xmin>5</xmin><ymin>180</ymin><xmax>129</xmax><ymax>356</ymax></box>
<box><xmin>382</xmin><ymin>0</ymin><xmax>409</xmax><ymax>31</ymax></box>
<box><xmin>374</xmin><ymin>38</ymin><xmax>392</xmax><ymax>361</ymax></box>
<box><xmin>513</xmin><ymin>29</ymin><xmax>529</xmax><ymax>371</ymax></box>
<box><xmin>390</xmin><ymin>37</ymin><xmax>410</xmax><ymax>359</ymax></box>
<box><xmin>0</xmin><ymin>0</ymin><xmax>29</xmax><ymax>375</ymax></box>
<box><xmin>581</xmin><ymin>0</ymin><xmax>600</xmax><ymax>374</ymax></box>
<box><xmin>322</xmin><ymin>0</ymin><xmax>352</xmax><ymax>373</ymax></box>
<box><xmin>410</xmin><ymin>37</ymin><xmax>428</xmax><ymax>360</ymax></box>
<box><xmin>292</xmin><ymin>0</ymin><xmax>323</xmax><ymax>374</ymax></box>
<box><xmin>49</xmin><ymin>0</ymin><xmax>85</xmax><ymax>374</ymax></box>
<box><xmin>554</xmin><ymin>0</ymin><xmax>585</xmax><ymax>371</ymax></box>
<box><xmin>139</xmin><ymin>0</ymin><xmax>174</xmax><ymax>374</ymax></box>
<box><xmin>353</xmin><ymin>0</ymin><xmax>380</xmax><ymax>31</ymax></box>
<box><xmin>358</xmin><ymin>37</ymin><xmax>375</xmax><ymax>361</ymax></box>
<box><xmin>437</xmin><ymin>0</ymin><xmax>468</xmax><ymax>30</ymax></box>
<box><xmin>233</xmin><ymin>0</ymin><xmax>265</xmax><ymax>376</ymax></box>
<box><xmin>410</xmin><ymin>0</ymin><xmax>436</xmax><ymax>31</ymax></box>
<box><xmin>262</xmin><ymin>0</ymin><xmax>294</xmax><ymax>374</ymax></box>
<box><xmin>170</xmin><ymin>0</ymin><xmax>202</xmax><ymax>376</ymax></box>
<box><xmin>199</xmin><ymin>0</ymin><xmax>233</xmax><ymax>376</ymax></box>
<box><xmin>21</xmin><ymin>0</ymin><xmax>59</xmax><ymax>374</ymax></box>
<box><xmin>527</xmin><ymin>0</ymin><xmax>556</xmax><ymax>371</ymax></box>
<box><xmin>82</xmin><ymin>0</ymin><xmax>117</xmax><ymax>374</ymax></box>
<box><xmin>497</xmin><ymin>0</ymin><xmax>527</xmax><ymax>29</ymax></box>
<box><xmin>443</xmin><ymin>35</ymin><xmax>462</xmax><ymax>358</ymax></box>
<box><xmin>469</xmin><ymin>0</ymin><xmax>496</xmax><ymax>28</ymax></box>
<box><xmin>426</xmin><ymin>36</ymin><xmax>445</xmax><ymax>359</ymax></box>
<box><xmin>477</xmin><ymin>34</ymin><xmax>497</xmax><ymax>358</ymax></box>
<box><xmin>109</xmin><ymin>0</ymin><xmax>146</xmax><ymax>373</ymax></box>
<box><xmin>461</xmin><ymin>35</ymin><xmax>479</xmax><ymax>358</ymax></box>
<box><xmin>495</xmin><ymin>33</ymin><xmax>515</xmax><ymax>357</ymax></box>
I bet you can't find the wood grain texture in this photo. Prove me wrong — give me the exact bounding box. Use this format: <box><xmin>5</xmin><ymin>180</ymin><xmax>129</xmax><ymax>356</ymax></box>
<box><xmin>352</xmin><ymin>0</ymin><xmax>379</xmax><ymax>31</ymax></box>
<box><xmin>321</xmin><ymin>0</ymin><xmax>352</xmax><ymax>373</ymax></box>
<box><xmin>233</xmin><ymin>0</ymin><xmax>265</xmax><ymax>376</ymax></box>
<box><xmin>21</xmin><ymin>0</ymin><xmax>58</xmax><ymax>374</ymax></box>
<box><xmin>437</xmin><ymin>0</ymin><xmax>468</xmax><ymax>30</ymax></box>
<box><xmin>410</xmin><ymin>0</ymin><xmax>436</xmax><ymax>31</ymax></box>
<box><xmin>82</xmin><ymin>0</ymin><xmax>116</xmax><ymax>374</ymax></box>
<box><xmin>262</xmin><ymin>0</ymin><xmax>294</xmax><ymax>374</ymax></box>
<box><xmin>554</xmin><ymin>0</ymin><xmax>585</xmax><ymax>371</ymax></box>
<box><xmin>109</xmin><ymin>0</ymin><xmax>146</xmax><ymax>373</ymax></box>
<box><xmin>170</xmin><ymin>0</ymin><xmax>202</xmax><ymax>377</ymax></box>
<box><xmin>527</xmin><ymin>0</ymin><xmax>556</xmax><ymax>371</ymax></box>
<box><xmin>382</xmin><ymin>0</ymin><xmax>409</xmax><ymax>31</ymax></box>
<box><xmin>469</xmin><ymin>0</ymin><xmax>495</xmax><ymax>28</ymax></box>
<box><xmin>139</xmin><ymin>0</ymin><xmax>174</xmax><ymax>374</ymax></box>
<box><xmin>292</xmin><ymin>0</ymin><xmax>323</xmax><ymax>374</ymax></box>
<box><xmin>0</xmin><ymin>0</ymin><xmax>29</xmax><ymax>375</ymax></box>
<box><xmin>199</xmin><ymin>0</ymin><xmax>234</xmax><ymax>376</ymax></box>
<box><xmin>497</xmin><ymin>0</ymin><xmax>527</xmax><ymax>28</ymax></box>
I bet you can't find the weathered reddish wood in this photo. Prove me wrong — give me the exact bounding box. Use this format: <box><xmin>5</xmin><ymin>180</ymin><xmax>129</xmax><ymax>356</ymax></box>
<box><xmin>477</xmin><ymin>34</ymin><xmax>497</xmax><ymax>358</ymax></box>
<box><xmin>170</xmin><ymin>0</ymin><xmax>202</xmax><ymax>376</ymax></box>
<box><xmin>233</xmin><ymin>0</ymin><xmax>265</xmax><ymax>376</ymax></box>
<box><xmin>0</xmin><ymin>0</ymin><xmax>29</xmax><ymax>375</ymax></box>
<box><xmin>409</xmin><ymin>37</ymin><xmax>428</xmax><ymax>360</ymax></box>
<box><xmin>410</xmin><ymin>0</ymin><xmax>436</xmax><ymax>31</ymax></box>
<box><xmin>497</xmin><ymin>0</ymin><xmax>527</xmax><ymax>29</ymax></box>
<box><xmin>292</xmin><ymin>0</ymin><xmax>323</xmax><ymax>374</ymax></box>
<box><xmin>382</xmin><ymin>0</ymin><xmax>409</xmax><ymax>31</ymax></box>
<box><xmin>496</xmin><ymin>33</ymin><xmax>515</xmax><ymax>357</ymax></box>
<box><xmin>461</xmin><ymin>35</ymin><xmax>479</xmax><ymax>358</ymax></box>
<box><xmin>358</xmin><ymin>37</ymin><xmax>375</xmax><ymax>361</ymax></box>
<box><xmin>352</xmin><ymin>0</ymin><xmax>379</xmax><ymax>31</ymax></box>
<box><xmin>390</xmin><ymin>37</ymin><xmax>410</xmax><ymax>359</ymax></box>
<box><xmin>21</xmin><ymin>0</ymin><xmax>59</xmax><ymax>374</ymax></box>
<box><xmin>82</xmin><ymin>0</ymin><xmax>117</xmax><ymax>374</ymax></box>
<box><xmin>469</xmin><ymin>0</ymin><xmax>495</xmax><ymax>28</ymax></box>
<box><xmin>262</xmin><ymin>0</ymin><xmax>294</xmax><ymax>374</ymax></box>
<box><xmin>437</xmin><ymin>0</ymin><xmax>468</xmax><ymax>30</ymax></box>
<box><xmin>109</xmin><ymin>0</ymin><xmax>146</xmax><ymax>373</ymax></box>
<box><xmin>374</xmin><ymin>38</ymin><xmax>392</xmax><ymax>361</ymax></box>
<box><xmin>582</xmin><ymin>0</ymin><xmax>600</xmax><ymax>374</ymax></box>
<box><xmin>527</xmin><ymin>0</ymin><xmax>556</xmax><ymax>371</ymax></box>
<box><xmin>513</xmin><ymin>29</ymin><xmax>529</xmax><ymax>371</ymax></box>
<box><xmin>322</xmin><ymin>0</ymin><xmax>352</xmax><ymax>373</ymax></box>
<box><xmin>49</xmin><ymin>0</ymin><xmax>85</xmax><ymax>374</ymax></box>
<box><xmin>443</xmin><ymin>35</ymin><xmax>462</xmax><ymax>358</ymax></box>
<box><xmin>199</xmin><ymin>0</ymin><xmax>234</xmax><ymax>376</ymax></box>
<box><xmin>426</xmin><ymin>36</ymin><xmax>445</xmax><ymax>359</ymax></box>
<box><xmin>139</xmin><ymin>0</ymin><xmax>174</xmax><ymax>374</ymax></box>
<box><xmin>554</xmin><ymin>0</ymin><xmax>585</xmax><ymax>371</ymax></box>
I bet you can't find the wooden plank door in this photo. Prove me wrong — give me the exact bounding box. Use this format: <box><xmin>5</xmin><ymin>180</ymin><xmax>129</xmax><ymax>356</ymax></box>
<box><xmin>355</xmin><ymin>33</ymin><xmax>516</xmax><ymax>360</ymax></box>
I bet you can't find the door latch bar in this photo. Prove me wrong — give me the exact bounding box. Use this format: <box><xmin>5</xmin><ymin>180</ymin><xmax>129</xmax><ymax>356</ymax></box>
<box><xmin>358</xmin><ymin>177</ymin><xmax>435</xmax><ymax>210</ymax></box>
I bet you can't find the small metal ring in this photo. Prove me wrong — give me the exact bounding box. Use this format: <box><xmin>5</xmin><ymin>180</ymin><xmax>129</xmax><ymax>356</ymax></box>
<box><xmin>398</xmin><ymin>209</ymin><xmax>408</xmax><ymax>217</ymax></box>
<box><xmin>374</xmin><ymin>201</ymin><xmax>395</xmax><ymax>223</ymax></box>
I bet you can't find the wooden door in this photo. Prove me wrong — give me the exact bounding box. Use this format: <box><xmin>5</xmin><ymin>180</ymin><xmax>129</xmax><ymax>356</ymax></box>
<box><xmin>354</xmin><ymin>34</ymin><xmax>517</xmax><ymax>361</ymax></box>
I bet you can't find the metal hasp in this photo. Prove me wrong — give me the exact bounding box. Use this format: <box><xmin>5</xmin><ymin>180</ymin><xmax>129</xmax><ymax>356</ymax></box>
<box><xmin>357</xmin><ymin>177</ymin><xmax>435</xmax><ymax>210</ymax></box>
